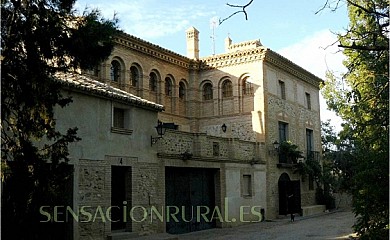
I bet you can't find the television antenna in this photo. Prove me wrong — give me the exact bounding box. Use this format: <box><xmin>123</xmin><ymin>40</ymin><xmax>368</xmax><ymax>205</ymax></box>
<box><xmin>210</xmin><ymin>16</ymin><xmax>219</xmax><ymax>55</ymax></box>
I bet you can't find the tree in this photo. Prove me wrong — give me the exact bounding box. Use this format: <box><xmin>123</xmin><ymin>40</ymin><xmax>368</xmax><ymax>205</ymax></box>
<box><xmin>321</xmin><ymin>0</ymin><xmax>389</xmax><ymax>238</ymax></box>
<box><xmin>321</xmin><ymin>120</ymin><xmax>355</xmax><ymax>193</ymax></box>
<box><xmin>1</xmin><ymin>0</ymin><xmax>118</xmax><ymax>239</ymax></box>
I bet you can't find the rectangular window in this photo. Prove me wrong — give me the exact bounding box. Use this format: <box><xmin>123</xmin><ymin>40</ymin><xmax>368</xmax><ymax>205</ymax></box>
<box><xmin>278</xmin><ymin>80</ymin><xmax>286</xmax><ymax>100</ymax></box>
<box><xmin>242</xmin><ymin>175</ymin><xmax>252</xmax><ymax>197</ymax></box>
<box><xmin>113</xmin><ymin>108</ymin><xmax>125</xmax><ymax>128</ymax></box>
<box><xmin>305</xmin><ymin>92</ymin><xmax>311</xmax><ymax>110</ymax></box>
<box><xmin>112</xmin><ymin>106</ymin><xmax>133</xmax><ymax>135</ymax></box>
<box><xmin>306</xmin><ymin>129</ymin><xmax>314</xmax><ymax>157</ymax></box>
<box><xmin>278</xmin><ymin>122</ymin><xmax>288</xmax><ymax>143</ymax></box>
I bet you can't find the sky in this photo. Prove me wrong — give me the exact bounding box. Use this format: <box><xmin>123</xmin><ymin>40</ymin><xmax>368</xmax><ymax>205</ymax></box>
<box><xmin>74</xmin><ymin>0</ymin><xmax>350</xmax><ymax>132</ymax></box>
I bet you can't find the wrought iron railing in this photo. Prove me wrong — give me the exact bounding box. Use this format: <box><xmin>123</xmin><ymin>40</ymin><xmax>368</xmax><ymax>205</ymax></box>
<box><xmin>306</xmin><ymin>151</ymin><xmax>320</xmax><ymax>161</ymax></box>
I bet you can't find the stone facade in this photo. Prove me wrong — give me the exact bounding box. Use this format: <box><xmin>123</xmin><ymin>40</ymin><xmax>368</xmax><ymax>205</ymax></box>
<box><xmin>56</xmin><ymin>26</ymin><xmax>322</xmax><ymax>239</ymax></box>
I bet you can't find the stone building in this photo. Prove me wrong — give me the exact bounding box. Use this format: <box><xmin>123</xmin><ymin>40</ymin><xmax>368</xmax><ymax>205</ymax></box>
<box><xmin>58</xmin><ymin>26</ymin><xmax>323</xmax><ymax>239</ymax></box>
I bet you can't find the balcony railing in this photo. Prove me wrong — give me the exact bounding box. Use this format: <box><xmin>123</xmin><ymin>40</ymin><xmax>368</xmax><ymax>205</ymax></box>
<box><xmin>156</xmin><ymin>130</ymin><xmax>262</xmax><ymax>163</ymax></box>
<box><xmin>278</xmin><ymin>152</ymin><xmax>295</xmax><ymax>164</ymax></box>
<box><xmin>306</xmin><ymin>151</ymin><xmax>320</xmax><ymax>162</ymax></box>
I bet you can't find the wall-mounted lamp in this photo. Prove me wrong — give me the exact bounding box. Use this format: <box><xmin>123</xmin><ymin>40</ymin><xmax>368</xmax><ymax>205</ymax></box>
<box><xmin>268</xmin><ymin>140</ymin><xmax>280</xmax><ymax>156</ymax></box>
<box><xmin>221</xmin><ymin>123</ymin><xmax>227</xmax><ymax>133</ymax></box>
<box><xmin>151</xmin><ymin>120</ymin><xmax>166</xmax><ymax>146</ymax></box>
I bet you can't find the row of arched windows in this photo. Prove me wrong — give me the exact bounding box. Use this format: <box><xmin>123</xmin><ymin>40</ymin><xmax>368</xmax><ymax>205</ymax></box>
<box><xmin>202</xmin><ymin>76</ymin><xmax>254</xmax><ymax>100</ymax></box>
<box><xmin>109</xmin><ymin>59</ymin><xmax>254</xmax><ymax>101</ymax></box>
<box><xmin>109</xmin><ymin>59</ymin><xmax>187</xmax><ymax>99</ymax></box>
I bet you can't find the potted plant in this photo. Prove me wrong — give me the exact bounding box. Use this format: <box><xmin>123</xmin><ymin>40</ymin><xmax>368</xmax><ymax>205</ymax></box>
<box><xmin>278</xmin><ymin>141</ymin><xmax>303</xmax><ymax>164</ymax></box>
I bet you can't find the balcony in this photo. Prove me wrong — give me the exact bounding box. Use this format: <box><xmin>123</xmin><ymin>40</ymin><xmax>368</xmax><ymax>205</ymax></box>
<box><xmin>275</xmin><ymin>141</ymin><xmax>303</xmax><ymax>168</ymax></box>
<box><xmin>155</xmin><ymin>129</ymin><xmax>264</xmax><ymax>164</ymax></box>
<box><xmin>277</xmin><ymin>152</ymin><xmax>298</xmax><ymax>168</ymax></box>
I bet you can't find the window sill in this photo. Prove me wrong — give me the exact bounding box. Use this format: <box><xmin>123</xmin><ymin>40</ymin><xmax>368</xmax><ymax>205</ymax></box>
<box><xmin>111</xmin><ymin>127</ymin><xmax>133</xmax><ymax>135</ymax></box>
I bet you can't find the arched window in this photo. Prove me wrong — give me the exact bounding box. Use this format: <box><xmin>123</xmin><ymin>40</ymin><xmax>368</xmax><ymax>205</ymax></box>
<box><xmin>179</xmin><ymin>82</ymin><xmax>186</xmax><ymax>99</ymax></box>
<box><xmin>203</xmin><ymin>83</ymin><xmax>213</xmax><ymax>100</ymax></box>
<box><xmin>93</xmin><ymin>65</ymin><xmax>100</xmax><ymax>77</ymax></box>
<box><xmin>242</xmin><ymin>76</ymin><xmax>253</xmax><ymax>95</ymax></box>
<box><xmin>149</xmin><ymin>72</ymin><xmax>157</xmax><ymax>92</ymax></box>
<box><xmin>165</xmin><ymin>77</ymin><xmax>173</xmax><ymax>96</ymax></box>
<box><xmin>222</xmin><ymin>80</ymin><xmax>233</xmax><ymax>98</ymax></box>
<box><xmin>130</xmin><ymin>66</ymin><xmax>139</xmax><ymax>87</ymax></box>
<box><xmin>110</xmin><ymin>60</ymin><xmax>121</xmax><ymax>82</ymax></box>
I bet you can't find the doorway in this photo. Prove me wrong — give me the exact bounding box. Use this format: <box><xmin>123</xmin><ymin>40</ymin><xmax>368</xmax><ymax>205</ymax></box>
<box><xmin>278</xmin><ymin>173</ymin><xmax>301</xmax><ymax>215</ymax></box>
<box><xmin>165</xmin><ymin>167</ymin><xmax>217</xmax><ymax>234</ymax></box>
<box><xmin>111</xmin><ymin>166</ymin><xmax>132</xmax><ymax>231</ymax></box>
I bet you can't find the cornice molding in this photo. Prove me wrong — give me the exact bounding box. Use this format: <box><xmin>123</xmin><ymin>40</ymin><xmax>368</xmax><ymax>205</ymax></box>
<box><xmin>113</xmin><ymin>31</ymin><xmax>323</xmax><ymax>89</ymax></box>
<box><xmin>228</xmin><ymin>39</ymin><xmax>262</xmax><ymax>52</ymax></box>
<box><xmin>264</xmin><ymin>49</ymin><xmax>324</xmax><ymax>88</ymax></box>
<box><xmin>199</xmin><ymin>48</ymin><xmax>266</xmax><ymax>70</ymax></box>
<box><xmin>114</xmin><ymin>31</ymin><xmax>194</xmax><ymax>69</ymax></box>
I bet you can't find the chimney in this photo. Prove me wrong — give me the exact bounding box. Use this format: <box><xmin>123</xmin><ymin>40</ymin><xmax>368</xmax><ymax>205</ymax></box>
<box><xmin>186</xmin><ymin>27</ymin><xmax>199</xmax><ymax>59</ymax></box>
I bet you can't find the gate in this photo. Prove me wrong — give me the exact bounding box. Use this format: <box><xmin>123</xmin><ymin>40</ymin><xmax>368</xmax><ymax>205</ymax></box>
<box><xmin>165</xmin><ymin>167</ymin><xmax>217</xmax><ymax>234</ymax></box>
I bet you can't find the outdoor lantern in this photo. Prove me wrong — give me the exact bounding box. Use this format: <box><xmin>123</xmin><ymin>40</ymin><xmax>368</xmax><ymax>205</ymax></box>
<box><xmin>273</xmin><ymin>141</ymin><xmax>279</xmax><ymax>150</ymax></box>
<box><xmin>221</xmin><ymin>123</ymin><xmax>227</xmax><ymax>133</ymax></box>
<box><xmin>155</xmin><ymin>120</ymin><xmax>166</xmax><ymax>136</ymax></box>
<box><xmin>151</xmin><ymin>120</ymin><xmax>166</xmax><ymax>146</ymax></box>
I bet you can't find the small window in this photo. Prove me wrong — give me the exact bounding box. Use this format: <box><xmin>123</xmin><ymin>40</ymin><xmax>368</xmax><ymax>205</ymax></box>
<box><xmin>305</xmin><ymin>92</ymin><xmax>311</xmax><ymax>110</ymax></box>
<box><xmin>110</xmin><ymin>60</ymin><xmax>121</xmax><ymax>82</ymax></box>
<box><xmin>179</xmin><ymin>82</ymin><xmax>185</xmax><ymax>99</ymax></box>
<box><xmin>113</xmin><ymin>108</ymin><xmax>125</xmax><ymax>128</ymax></box>
<box><xmin>243</xmin><ymin>77</ymin><xmax>253</xmax><ymax>95</ymax></box>
<box><xmin>222</xmin><ymin>80</ymin><xmax>233</xmax><ymax>98</ymax></box>
<box><xmin>203</xmin><ymin>83</ymin><xmax>213</xmax><ymax>100</ymax></box>
<box><xmin>130</xmin><ymin>66</ymin><xmax>139</xmax><ymax>87</ymax></box>
<box><xmin>242</xmin><ymin>175</ymin><xmax>252</xmax><ymax>197</ymax></box>
<box><xmin>165</xmin><ymin>77</ymin><xmax>173</xmax><ymax>96</ymax></box>
<box><xmin>112</xmin><ymin>107</ymin><xmax>133</xmax><ymax>135</ymax></box>
<box><xmin>278</xmin><ymin>80</ymin><xmax>286</xmax><ymax>100</ymax></box>
<box><xmin>213</xmin><ymin>142</ymin><xmax>220</xmax><ymax>156</ymax></box>
<box><xmin>149</xmin><ymin>72</ymin><xmax>157</xmax><ymax>92</ymax></box>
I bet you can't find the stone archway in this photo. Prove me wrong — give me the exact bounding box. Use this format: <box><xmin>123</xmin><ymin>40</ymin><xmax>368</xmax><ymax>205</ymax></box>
<box><xmin>278</xmin><ymin>173</ymin><xmax>301</xmax><ymax>215</ymax></box>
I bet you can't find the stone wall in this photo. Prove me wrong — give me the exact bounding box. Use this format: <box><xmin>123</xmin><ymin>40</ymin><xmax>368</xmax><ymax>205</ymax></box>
<box><xmin>157</xmin><ymin>130</ymin><xmax>259</xmax><ymax>162</ymax></box>
<box><xmin>78</xmin><ymin>159</ymin><xmax>109</xmax><ymax>240</ymax></box>
<box><xmin>263</xmin><ymin>62</ymin><xmax>321</xmax><ymax>219</ymax></box>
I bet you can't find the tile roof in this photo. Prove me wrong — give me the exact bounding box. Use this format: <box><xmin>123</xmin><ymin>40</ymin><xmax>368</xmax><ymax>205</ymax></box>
<box><xmin>54</xmin><ymin>72</ymin><xmax>164</xmax><ymax>111</ymax></box>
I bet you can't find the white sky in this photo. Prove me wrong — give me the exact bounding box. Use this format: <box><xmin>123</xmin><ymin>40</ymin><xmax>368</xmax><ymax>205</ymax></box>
<box><xmin>74</xmin><ymin>0</ymin><xmax>349</xmax><ymax>132</ymax></box>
